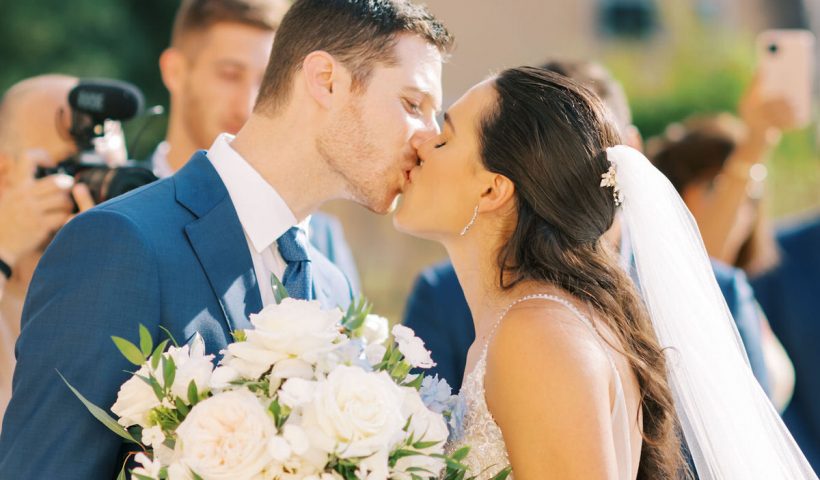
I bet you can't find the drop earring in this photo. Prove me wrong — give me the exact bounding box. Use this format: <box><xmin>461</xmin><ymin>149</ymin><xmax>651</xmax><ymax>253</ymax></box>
<box><xmin>460</xmin><ymin>205</ymin><xmax>479</xmax><ymax>236</ymax></box>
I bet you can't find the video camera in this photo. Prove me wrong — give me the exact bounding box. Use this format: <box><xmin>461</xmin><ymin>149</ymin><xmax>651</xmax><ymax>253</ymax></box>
<box><xmin>35</xmin><ymin>79</ymin><xmax>158</xmax><ymax>207</ymax></box>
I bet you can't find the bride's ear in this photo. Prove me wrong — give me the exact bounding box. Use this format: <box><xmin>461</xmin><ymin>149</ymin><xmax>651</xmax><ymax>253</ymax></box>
<box><xmin>478</xmin><ymin>174</ymin><xmax>515</xmax><ymax>213</ymax></box>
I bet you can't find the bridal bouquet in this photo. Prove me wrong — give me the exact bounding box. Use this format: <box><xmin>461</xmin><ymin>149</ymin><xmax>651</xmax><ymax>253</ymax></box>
<box><xmin>63</xmin><ymin>285</ymin><xmax>503</xmax><ymax>480</ymax></box>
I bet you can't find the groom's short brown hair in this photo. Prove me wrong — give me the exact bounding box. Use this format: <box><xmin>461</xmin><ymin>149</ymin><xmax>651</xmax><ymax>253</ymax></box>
<box><xmin>254</xmin><ymin>0</ymin><xmax>453</xmax><ymax>114</ymax></box>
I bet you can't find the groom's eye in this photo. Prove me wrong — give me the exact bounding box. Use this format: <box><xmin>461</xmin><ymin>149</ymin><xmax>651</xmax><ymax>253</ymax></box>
<box><xmin>403</xmin><ymin>98</ymin><xmax>422</xmax><ymax>115</ymax></box>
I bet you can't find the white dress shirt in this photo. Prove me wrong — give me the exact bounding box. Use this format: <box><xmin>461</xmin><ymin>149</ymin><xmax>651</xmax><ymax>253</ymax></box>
<box><xmin>206</xmin><ymin>133</ymin><xmax>310</xmax><ymax>306</ymax></box>
<box><xmin>151</xmin><ymin>141</ymin><xmax>174</xmax><ymax>179</ymax></box>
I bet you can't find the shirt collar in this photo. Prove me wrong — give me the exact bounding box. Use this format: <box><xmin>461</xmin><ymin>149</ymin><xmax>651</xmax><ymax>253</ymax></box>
<box><xmin>207</xmin><ymin>133</ymin><xmax>308</xmax><ymax>253</ymax></box>
<box><xmin>151</xmin><ymin>141</ymin><xmax>174</xmax><ymax>179</ymax></box>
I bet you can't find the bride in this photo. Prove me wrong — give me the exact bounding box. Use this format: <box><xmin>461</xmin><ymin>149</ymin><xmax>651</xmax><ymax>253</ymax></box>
<box><xmin>394</xmin><ymin>67</ymin><xmax>816</xmax><ymax>479</ymax></box>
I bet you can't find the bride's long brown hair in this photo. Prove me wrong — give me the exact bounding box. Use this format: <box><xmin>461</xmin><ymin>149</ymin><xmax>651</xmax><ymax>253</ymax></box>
<box><xmin>480</xmin><ymin>66</ymin><xmax>687</xmax><ymax>479</ymax></box>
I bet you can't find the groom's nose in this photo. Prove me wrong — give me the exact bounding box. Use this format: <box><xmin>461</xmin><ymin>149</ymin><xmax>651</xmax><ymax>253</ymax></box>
<box><xmin>410</xmin><ymin>122</ymin><xmax>439</xmax><ymax>151</ymax></box>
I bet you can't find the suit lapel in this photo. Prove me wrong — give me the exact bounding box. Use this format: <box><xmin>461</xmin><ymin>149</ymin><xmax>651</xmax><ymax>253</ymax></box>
<box><xmin>175</xmin><ymin>153</ymin><xmax>263</xmax><ymax>332</ymax></box>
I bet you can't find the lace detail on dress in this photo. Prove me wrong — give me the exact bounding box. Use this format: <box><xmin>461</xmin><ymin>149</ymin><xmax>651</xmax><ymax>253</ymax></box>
<box><xmin>446</xmin><ymin>343</ymin><xmax>511</xmax><ymax>479</ymax></box>
<box><xmin>445</xmin><ymin>294</ymin><xmax>634</xmax><ymax>480</ymax></box>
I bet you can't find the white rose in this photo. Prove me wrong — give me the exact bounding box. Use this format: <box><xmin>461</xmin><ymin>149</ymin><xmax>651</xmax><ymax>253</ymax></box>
<box><xmin>209</xmin><ymin>365</ymin><xmax>240</xmax><ymax>391</ymax></box>
<box><xmin>174</xmin><ymin>388</ymin><xmax>275</xmax><ymax>480</ymax></box>
<box><xmin>301</xmin><ymin>366</ymin><xmax>405</xmax><ymax>459</ymax></box>
<box><xmin>361</xmin><ymin>315</ymin><xmax>389</xmax><ymax>345</ymax></box>
<box><xmin>282</xmin><ymin>424</ymin><xmax>310</xmax><ymax>455</ymax></box>
<box><xmin>391</xmin><ymin>388</ymin><xmax>449</xmax><ymax>480</ymax></box>
<box><xmin>224</xmin><ymin>299</ymin><xmax>344</xmax><ymax>379</ymax></box>
<box><xmin>142</xmin><ymin>425</ymin><xmax>166</xmax><ymax>448</ymax></box>
<box><xmin>267</xmin><ymin>435</ymin><xmax>293</xmax><ymax>462</ymax></box>
<box><xmin>357</xmin><ymin>450</ymin><xmax>389</xmax><ymax>480</ymax></box>
<box><xmin>163</xmin><ymin>334</ymin><xmax>215</xmax><ymax>400</ymax></box>
<box><xmin>111</xmin><ymin>364</ymin><xmax>161</xmax><ymax>428</ymax></box>
<box><xmin>391</xmin><ymin>325</ymin><xmax>436</xmax><ymax>369</ymax></box>
<box><xmin>365</xmin><ymin>343</ymin><xmax>387</xmax><ymax>366</ymax></box>
<box><xmin>279</xmin><ymin>378</ymin><xmax>317</xmax><ymax>409</ymax></box>
<box><xmin>167</xmin><ymin>462</ymin><xmax>194</xmax><ymax>480</ymax></box>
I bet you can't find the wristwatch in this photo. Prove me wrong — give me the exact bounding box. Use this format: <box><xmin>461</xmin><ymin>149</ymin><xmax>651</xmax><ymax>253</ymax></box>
<box><xmin>0</xmin><ymin>257</ymin><xmax>11</xmax><ymax>280</ymax></box>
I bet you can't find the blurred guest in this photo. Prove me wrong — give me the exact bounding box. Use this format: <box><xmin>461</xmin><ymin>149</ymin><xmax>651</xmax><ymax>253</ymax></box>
<box><xmin>0</xmin><ymin>74</ymin><xmax>94</xmax><ymax>423</ymax></box>
<box><xmin>751</xmin><ymin>213</ymin><xmax>820</xmax><ymax>473</ymax></box>
<box><xmin>153</xmin><ymin>0</ymin><xmax>360</xmax><ymax>291</ymax></box>
<box><xmin>404</xmin><ymin>61</ymin><xmax>778</xmax><ymax>403</ymax></box>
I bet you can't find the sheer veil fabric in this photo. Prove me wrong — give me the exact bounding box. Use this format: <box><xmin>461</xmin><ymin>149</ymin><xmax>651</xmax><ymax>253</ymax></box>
<box><xmin>608</xmin><ymin>145</ymin><xmax>817</xmax><ymax>479</ymax></box>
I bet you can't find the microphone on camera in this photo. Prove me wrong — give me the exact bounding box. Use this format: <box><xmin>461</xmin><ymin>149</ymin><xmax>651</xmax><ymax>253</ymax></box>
<box><xmin>68</xmin><ymin>79</ymin><xmax>145</xmax><ymax>121</ymax></box>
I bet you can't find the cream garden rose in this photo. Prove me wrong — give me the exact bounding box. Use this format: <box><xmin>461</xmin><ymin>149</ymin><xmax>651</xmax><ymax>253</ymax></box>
<box><xmin>391</xmin><ymin>388</ymin><xmax>449</xmax><ymax>479</ymax></box>
<box><xmin>174</xmin><ymin>388</ymin><xmax>276</xmax><ymax>480</ymax></box>
<box><xmin>301</xmin><ymin>365</ymin><xmax>405</xmax><ymax>460</ymax></box>
<box><xmin>224</xmin><ymin>298</ymin><xmax>345</xmax><ymax>379</ymax></box>
<box><xmin>111</xmin><ymin>364</ymin><xmax>162</xmax><ymax>428</ymax></box>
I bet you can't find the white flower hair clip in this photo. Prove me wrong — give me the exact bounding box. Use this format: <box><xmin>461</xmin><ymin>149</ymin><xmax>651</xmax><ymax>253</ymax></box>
<box><xmin>600</xmin><ymin>165</ymin><xmax>623</xmax><ymax>206</ymax></box>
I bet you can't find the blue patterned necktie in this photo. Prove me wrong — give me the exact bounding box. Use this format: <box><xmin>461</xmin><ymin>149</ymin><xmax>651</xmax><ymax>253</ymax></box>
<box><xmin>276</xmin><ymin>226</ymin><xmax>313</xmax><ymax>300</ymax></box>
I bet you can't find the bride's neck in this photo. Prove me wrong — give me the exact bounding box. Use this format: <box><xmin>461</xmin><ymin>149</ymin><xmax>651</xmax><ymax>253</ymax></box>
<box><xmin>444</xmin><ymin>233</ymin><xmax>539</xmax><ymax>340</ymax></box>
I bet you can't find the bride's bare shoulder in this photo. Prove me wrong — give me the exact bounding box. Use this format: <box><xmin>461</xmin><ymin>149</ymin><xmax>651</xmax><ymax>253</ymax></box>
<box><xmin>487</xmin><ymin>300</ymin><xmax>613</xmax><ymax>383</ymax></box>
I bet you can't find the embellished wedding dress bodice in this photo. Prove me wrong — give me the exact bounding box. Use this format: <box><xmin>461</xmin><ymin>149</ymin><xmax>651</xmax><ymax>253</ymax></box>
<box><xmin>446</xmin><ymin>294</ymin><xmax>635</xmax><ymax>480</ymax></box>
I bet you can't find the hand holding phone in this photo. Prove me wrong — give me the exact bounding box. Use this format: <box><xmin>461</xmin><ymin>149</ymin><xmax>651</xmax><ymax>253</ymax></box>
<box><xmin>755</xmin><ymin>29</ymin><xmax>815</xmax><ymax>128</ymax></box>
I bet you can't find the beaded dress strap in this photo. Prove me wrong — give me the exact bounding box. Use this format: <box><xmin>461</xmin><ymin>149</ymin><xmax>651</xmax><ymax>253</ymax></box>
<box><xmin>482</xmin><ymin>294</ymin><xmax>619</xmax><ymax>373</ymax></box>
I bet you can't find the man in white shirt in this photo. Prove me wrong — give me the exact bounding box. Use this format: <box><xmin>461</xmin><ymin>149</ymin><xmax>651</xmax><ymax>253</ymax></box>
<box><xmin>153</xmin><ymin>0</ymin><xmax>361</xmax><ymax>291</ymax></box>
<box><xmin>1</xmin><ymin>2</ymin><xmax>453</xmax><ymax>478</ymax></box>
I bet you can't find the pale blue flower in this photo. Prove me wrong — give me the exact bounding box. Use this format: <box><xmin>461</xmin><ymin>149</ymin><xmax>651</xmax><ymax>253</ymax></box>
<box><xmin>419</xmin><ymin>375</ymin><xmax>453</xmax><ymax>414</ymax></box>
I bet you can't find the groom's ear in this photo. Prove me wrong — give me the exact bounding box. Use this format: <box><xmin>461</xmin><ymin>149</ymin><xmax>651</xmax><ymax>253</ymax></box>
<box><xmin>301</xmin><ymin>51</ymin><xmax>345</xmax><ymax>110</ymax></box>
<box><xmin>479</xmin><ymin>174</ymin><xmax>516</xmax><ymax>213</ymax></box>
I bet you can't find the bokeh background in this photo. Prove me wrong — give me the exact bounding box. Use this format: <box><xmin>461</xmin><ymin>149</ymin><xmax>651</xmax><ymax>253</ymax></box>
<box><xmin>2</xmin><ymin>0</ymin><xmax>818</xmax><ymax>322</ymax></box>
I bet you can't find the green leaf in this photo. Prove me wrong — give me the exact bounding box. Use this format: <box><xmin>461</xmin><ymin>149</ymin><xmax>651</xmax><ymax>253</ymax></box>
<box><xmin>57</xmin><ymin>370</ymin><xmax>141</xmax><ymax>445</ymax></box>
<box><xmin>134</xmin><ymin>473</ymin><xmax>155</xmax><ymax>480</ymax></box>
<box><xmin>271</xmin><ymin>274</ymin><xmax>289</xmax><ymax>304</ymax></box>
<box><xmin>187</xmin><ymin>379</ymin><xmax>199</xmax><ymax>405</ymax></box>
<box><xmin>158</xmin><ymin>325</ymin><xmax>179</xmax><ymax>348</ymax></box>
<box><xmin>174</xmin><ymin>396</ymin><xmax>190</xmax><ymax>416</ymax></box>
<box><xmin>116</xmin><ymin>459</ymin><xmax>127</xmax><ymax>480</ymax></box>
<box><xmin>412</xmin><ymin>439</ymin><xmax>441</xmax><ymax>450</ymax></box>
<box><xmin>162</xmin><ymin>354</ymin><xmax>176</xmax><ymax>392</ymax></box>
<box><xmin>490</xmin><ymin>467</ymin><xmax>513</xmax><ymax>480</ymax></box>
<box><xmin>137</xmin><ymin>374</ymin><xmax>166</xmax><ymax>402</ymax></box>
<box><xmin>111</xmin><ymin>336</ymin><xmax>146</xmax><ymax>366</ymax></box>
<box><xmin>138</xmin><ymin>324</ymin><xmax>153</xmax><ymax>358</ymax></box>
<box><xmin>151</xmin><ymin>339</ymin><xmax>170</xmax><ymax>371</ymax></box>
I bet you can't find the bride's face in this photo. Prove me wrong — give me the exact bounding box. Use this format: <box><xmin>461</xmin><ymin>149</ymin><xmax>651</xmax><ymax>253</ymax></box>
<box><xmin>393</xmin><ymin>79</ymin><xmax>498</xmax><ymax>239</ymax></box>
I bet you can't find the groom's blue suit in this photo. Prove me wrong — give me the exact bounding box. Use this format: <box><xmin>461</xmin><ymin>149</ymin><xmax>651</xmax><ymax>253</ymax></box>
<box><xmin>0</xmin><ymin>152</ymin><xmax>354</xmax><ymax>479</ymax></box>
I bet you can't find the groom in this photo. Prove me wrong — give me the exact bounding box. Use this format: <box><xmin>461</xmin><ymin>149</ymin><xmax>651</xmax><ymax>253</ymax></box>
<box><xmin>0</xmin><ymin>1</ymin><xmax>452</xmax><ymax>478</ymax></box>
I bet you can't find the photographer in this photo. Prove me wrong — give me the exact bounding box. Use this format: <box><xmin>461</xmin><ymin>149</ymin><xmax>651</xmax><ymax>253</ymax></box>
<box><xmin>0</xmin><ymin>74</ymin><xmax>97</xmax><ymax>423</ymax></box>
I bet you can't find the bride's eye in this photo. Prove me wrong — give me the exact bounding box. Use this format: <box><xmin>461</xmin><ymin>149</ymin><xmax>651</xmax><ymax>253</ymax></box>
<box><xmin>434</xmin><ymin>141</ymin><xmax>447</xmax><ymax>149</ymax></box>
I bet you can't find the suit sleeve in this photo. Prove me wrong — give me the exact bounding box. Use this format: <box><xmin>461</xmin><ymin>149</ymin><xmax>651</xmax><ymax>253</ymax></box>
<box><xmin>403</xmin><ymin>272</ymin><xmax>462</xmax><ymax>389</ymax></box>
<box><xmin>0</xmin><ymin>208</ymin><xmax>161</xmax><ymax>479</ymax></box>
<box><xmin>727</xmin><ymin>269</ymin><xmax>772</xmax><ymax>397</ymax></box>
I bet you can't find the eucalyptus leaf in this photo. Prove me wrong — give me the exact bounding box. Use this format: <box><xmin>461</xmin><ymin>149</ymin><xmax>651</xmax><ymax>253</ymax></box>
<box><xmin>58</xmin><ymin>370</ymin><xmax>141</xmax><ymax>445</ymax></box>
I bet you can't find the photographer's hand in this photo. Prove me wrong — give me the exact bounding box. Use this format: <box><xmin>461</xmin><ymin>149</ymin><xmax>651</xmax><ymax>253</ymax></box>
<box><xmin>0</xmin><ymin>153</ymin><xmax>74</xmax><ymax>268</ymax></box>
<box><xmin>71</xmin><ymin>183</ymin><xmax>96</xmax><ymax>213</ymax></box>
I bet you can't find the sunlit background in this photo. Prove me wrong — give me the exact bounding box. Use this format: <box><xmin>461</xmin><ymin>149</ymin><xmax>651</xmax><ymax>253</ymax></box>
<box><xmin>3</xmin><ymin>0</ymin><xmax>818</xmax><ymax>322</ymax></box>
